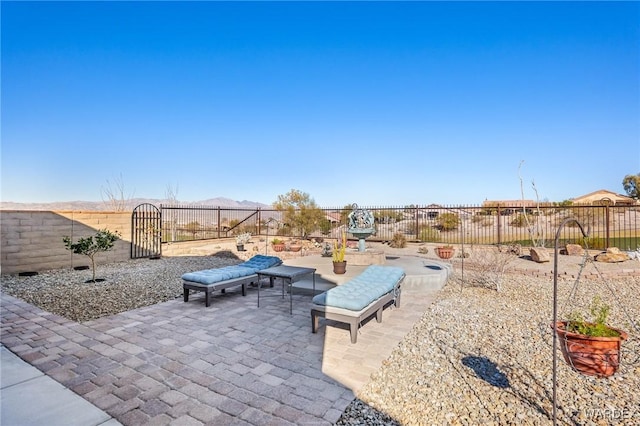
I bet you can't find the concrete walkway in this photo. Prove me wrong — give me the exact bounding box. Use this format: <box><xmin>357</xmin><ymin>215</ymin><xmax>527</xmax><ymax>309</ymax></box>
<box><xmin>1</xmin><ymin>255</ymin><xmax>449</xmax><ymax>425</ymax></box>
<box><xmin>1</xmin><ymin>345</ymin><xmax>122</xmax><ymax>426</ymax></box>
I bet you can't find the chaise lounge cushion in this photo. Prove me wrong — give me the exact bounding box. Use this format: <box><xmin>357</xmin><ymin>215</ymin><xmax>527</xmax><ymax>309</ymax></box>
<box><xmin>311</xmin><ymin>265</ymin><xmax>404</xmax><ymax>311</ymax></box>
<box><xmin>238</xmin><ymin>255</ymin><xmax>283</xmax><ymax>271</ymax></box>
<box><xmin>181</xmin><ymin>255</ymin><xmax>281</xmax><ymax>285</ymax></box>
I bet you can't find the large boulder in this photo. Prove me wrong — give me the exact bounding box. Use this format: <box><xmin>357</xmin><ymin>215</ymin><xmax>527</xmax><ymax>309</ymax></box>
<box><xmin>595</xmin><ymin>247</ymin><xmax>629</xmax><ymax>263</ymax></box>
<box><xmin>530</xmin><ymin>247</ymin><xmax>550</xmax><ymax>263</ymax></box>
<box><xmin>565</xmin><ymin>244</ymin><xmax>585</xmax><ymax>256</ymax></box>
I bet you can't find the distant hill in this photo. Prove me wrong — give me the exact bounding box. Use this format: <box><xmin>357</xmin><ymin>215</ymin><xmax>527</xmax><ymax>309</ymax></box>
<box><xmin>0</xmin><ymin>197</ymin><xmax>271</xmax><ymax>211</ymax></box>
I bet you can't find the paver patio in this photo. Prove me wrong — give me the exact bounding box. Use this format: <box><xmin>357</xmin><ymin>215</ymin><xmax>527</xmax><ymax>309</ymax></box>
<box><xmin>1</xmin><ymin>257</ymin><xmax>443</xmax><ymax>425</ymax></box>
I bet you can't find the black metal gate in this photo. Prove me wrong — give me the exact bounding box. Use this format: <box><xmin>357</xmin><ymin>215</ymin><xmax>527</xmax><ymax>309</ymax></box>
<box><xmin>131</xmin><ymin>203</ymin><xmax>162</xmax><ymax>259</ymax></box>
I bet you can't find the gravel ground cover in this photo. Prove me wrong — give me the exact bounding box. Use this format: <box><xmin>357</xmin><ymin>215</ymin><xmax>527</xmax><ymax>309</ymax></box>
<box><xmin>2</xmin><ymin>252</ymin><xmax>639</xmax><ymax>425</ymax></box>
<box><xmin>0</xmin><ymin>253</ymin><xmax>242</xmax><ymax>322</ymax></box>
<box><xmin>341</xmin><ymin>272</ymin><xmax>640</xmax><ymax>425</ymax></box>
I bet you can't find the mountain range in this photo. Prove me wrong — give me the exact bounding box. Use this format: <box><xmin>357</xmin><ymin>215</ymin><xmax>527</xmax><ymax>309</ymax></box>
<box><xmin>0</xmin><ymin>197</ymin><xmax>271</xmax><ymax>211</ymax></box>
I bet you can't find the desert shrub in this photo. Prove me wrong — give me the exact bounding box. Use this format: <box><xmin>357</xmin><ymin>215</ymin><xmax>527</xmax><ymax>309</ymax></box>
<box><xmin>436</xmin><ymin>212</ymin><xmax>460</xmax><ymax>231</ymax></box>
<box><xmin>418</xmin><ymin>226</ymin><xmax>439</xmax><ymax>242</ymax></box>
<box><xmin>232</xmin><ymin>223</ymin><xmax>255</xmax><ymax>235</ymax></box>
<box><xmin>583</xmin><ymin>236</ymin><xmax>606</xmax><ymax>250</ymax></box>
<box><xmin>477</xmin><ymin>208</ymin><xmax>495</xmax><ymax>216</ymax></box>
<box><xmin>461</xmin><ymin>246</ymin><xmax>518</xmax><ymax>291</ymax></box>
<box><xmin>405</xmin><ymin>221</ymin><xmax>417</xmax><ymax>235</ymax></box>
<box><xmin>375</xmin><ymin>209</ymin><xmax>403</xmax><ymax>224</ymax></box>
<box><xmin>510</xmin><ymin>213</ymin><xmax>527</xmax><ymax>227</ymax></box>
<box><xmin>318</xmin><ymin>218</ymin><xmax>333</xmax><ymax>235</ymax></box>
<box><xmin>405</xmin><ymin>220</ymin><xmax>433</xmax><ymax>236</ymax></box>
<box><xmin>389</xmin><ymin>232</ymin><xmax>407</xmax><ymax>248</ymax></box>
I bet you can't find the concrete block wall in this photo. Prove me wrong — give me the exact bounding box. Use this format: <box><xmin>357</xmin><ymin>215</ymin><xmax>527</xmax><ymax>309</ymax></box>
<box><xmin>0</xmin><ymin>210</ymin><xmax>131</xmax><ymax>275</ymax></box>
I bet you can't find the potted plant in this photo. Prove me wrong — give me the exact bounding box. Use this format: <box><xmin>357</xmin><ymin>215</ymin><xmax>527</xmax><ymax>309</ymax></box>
<box><xmin>435</xmin><ymin>245</ymin><xmax>455</xmax><ymax>260</ymax></box>
<box><xmin>332</xmin><ymin>232</ymin><xmax>347</xmax><ymax>274</ymax></box>
<box><xmin>236</xmin><ymin>233</ymin><xmax>251</xmax><ymax>251</ymax></box>
<box><xmin>271</xmin><ymin>238</ymin><xmax>286</xmax><ymax>252</ymax></box>
<box><xmin>288</xmin><ymin>239</ymin><xmax>303</xmax><ymax>252</ymax></box>
<box><xmin>552</xmin><ymin>296</ymin><xmax>628</xmax><ymax>378</ymax></box>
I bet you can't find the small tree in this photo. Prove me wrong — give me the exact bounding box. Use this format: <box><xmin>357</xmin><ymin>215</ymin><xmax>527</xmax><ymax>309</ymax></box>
<box><xmin>518</xmin><ymin>161</ymin><xmax>545</xmax><ymax>247</ymax></box>
<box><xmin>273</xmin><ymin>189</ymin><xmax>325</xmax><ymax>238</ymax></box>
<box><xmin>63</xmin><ymin>229</ymin><xmax>121</xmax><ymax>282</ymax></box>
<box><xmin>165</xmin><ymin>182</ymin><xmax>179</xmax><ymax>241</ymax></box>
<box><xmin>101</xmin><ymin>173</ymin><xmax>134</xmax><ymax>211</ymax></box>
<box><xmin>622</xmin><ymin>173</ymin><xmax>640</xmax><ymax>199</ymax></box>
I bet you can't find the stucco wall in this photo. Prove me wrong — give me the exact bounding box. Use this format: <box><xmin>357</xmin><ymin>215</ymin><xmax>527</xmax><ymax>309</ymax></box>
<box><xmin>0</xmin><ymin>210</ymin><xmax>131</xmax><ymax>274</ymax></box>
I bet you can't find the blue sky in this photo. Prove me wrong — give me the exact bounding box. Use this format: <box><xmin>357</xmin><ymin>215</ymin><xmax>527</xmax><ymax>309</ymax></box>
<box><xmin>2</xmin><ymin>1</ymin><xmax>639</xmax><ymax>207</ymax></box>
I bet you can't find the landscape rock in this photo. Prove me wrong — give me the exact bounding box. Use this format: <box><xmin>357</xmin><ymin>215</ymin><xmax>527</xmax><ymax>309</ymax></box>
<box><xmin>565</xmin><ymin>244</ymin><xmax>585</xmax><ymax>256</ymax></box>
<box><xmin>595</xmin><ymin>247</ymin><xmax>630</xmax><ymax>263</ymax></box>
<box><xmin>529</xmin><ymin>247</ymin><xmax>550</xmax><ymax>263</ymax></box>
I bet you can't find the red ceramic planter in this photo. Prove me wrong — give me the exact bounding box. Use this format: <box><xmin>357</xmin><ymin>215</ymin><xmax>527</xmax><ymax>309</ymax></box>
<box><xmin>436</xmin><ymin>247</ymin><xmax>454</xmax><ymax>260</ymax></box>
<box><xmin>552</xmin><ymin>321</ymin><xmax>627</xmax><ymax>378</ymax></box>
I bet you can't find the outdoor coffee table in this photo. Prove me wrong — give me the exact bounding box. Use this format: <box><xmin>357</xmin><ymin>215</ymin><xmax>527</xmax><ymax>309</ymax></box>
<box><xmin>256</xmin><ymin>265</ymin><xmax>316</xmax><ymax>314</ymax></box>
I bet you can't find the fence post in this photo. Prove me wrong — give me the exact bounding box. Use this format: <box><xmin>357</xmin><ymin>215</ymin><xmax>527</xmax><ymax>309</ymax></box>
<box><xmin>414</xmin><ymin>206</ymin><xmax>419</xmax><ymax>241</ymax></box>
<box><xmin>216</xmin><ymin>207</ymin><xmax>221</xmax><ymax>239</ymax></box>
<box><xmin>605</xmin><ymin>204</ymin><xmax>610</xmax><ymax>249</ymax></box>
<box><xmin>497</xmin><ymin>206</ymin><xmax>502</xmax><ymax>245</ymax></box>
<box><xmin>257</xmin><ymin>208</ymin><xmax>262</xmax><ymax>236</ymax></box>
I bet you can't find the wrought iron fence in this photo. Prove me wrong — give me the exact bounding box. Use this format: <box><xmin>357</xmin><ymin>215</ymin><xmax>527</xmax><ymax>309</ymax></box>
<box><xmin>159</xmin><ymin>204</ymin><xmax>640</xmax><ymax>250</ymax></box>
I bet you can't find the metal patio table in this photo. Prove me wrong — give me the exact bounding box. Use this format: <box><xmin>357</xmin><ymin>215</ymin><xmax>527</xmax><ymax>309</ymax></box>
<box><xmin>256</xmin><ymin>265</ymin><xmax>316</xmax><ymax>314</ymax></box>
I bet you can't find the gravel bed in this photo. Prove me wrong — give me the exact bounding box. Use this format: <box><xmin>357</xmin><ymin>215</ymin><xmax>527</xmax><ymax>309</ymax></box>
<box><xmin>2</xmin><ymin>255</ymin><xmax>639</xmax><ymax>425</ymax></box>
<box><xmin>339</xmin><ymin>273</ymin><xmax>640</xmax><ymax>426</ymax></box>
<box><xmin>0</xmin><ymin>254</ymin><xmax>241</xmax><ymax>322</ymax></box>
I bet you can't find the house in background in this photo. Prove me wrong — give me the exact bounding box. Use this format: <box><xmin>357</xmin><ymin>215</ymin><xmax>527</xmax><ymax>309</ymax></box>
<box><xmin>571</xmin><ymin>189</ymin><xmax>638</xmax><ymax>206</ymax></box>
<box><xmin>415</xmin><ymin>203</ymin><xmax>473</xmax><ymax>219</ymax></box>
<box><xmin>324</xmin><ymin>212</ymin><xmax>342</xmax><ymax>224</ymax></box>
<box><xmin>482</xmin><ymin>199</ymin><xmax>538</xmax><ymax>208</ymax></box>
<box><xmin>482</xmin><ymin>190</ymin><xmax>637</xmax><ymax>207</ymax></box>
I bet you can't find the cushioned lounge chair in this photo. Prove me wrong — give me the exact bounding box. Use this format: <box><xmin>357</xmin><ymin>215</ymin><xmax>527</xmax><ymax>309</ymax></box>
<box><xmin>311</xmin><ymin>265</ymin><xmax>404</xmax><ymax>343</ymax></box>
<box><xmin>182</xmin><ymin>255</ymin><xmax>282</xmax><ymax>307</ymax></box>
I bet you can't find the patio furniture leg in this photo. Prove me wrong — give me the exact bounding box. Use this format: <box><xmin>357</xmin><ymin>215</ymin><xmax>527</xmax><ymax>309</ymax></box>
<box><xmin>183</xmin><ymin>289</ymin><xmax>189</xmax><ymax>302</ymax></box>
<box><xmin>349</xmin><ymin>320</ymin><xmax>358</xmax><ymax>344</ymax></box>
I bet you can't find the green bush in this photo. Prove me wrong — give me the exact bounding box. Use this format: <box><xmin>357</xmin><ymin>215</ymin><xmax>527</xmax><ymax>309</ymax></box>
<box><xmin>318</xmin><ymin>218</ymin><xmax>333</xmax><ymax>235</ymax></box>
<box><xmin>418</xmin><ymin>226</ymin><xmax>440</xmax><ymax>242</ymax></box>
<box><xmin>583</xmin><ymin>236</ymin><xmax>605</xmax><ymax>250</ymax></box>
<box><xmin>566</xmin><ymin>296</ymin><xmax>621</xmax><ymax>338</ymax></box>
<box><xmin>436</xmin><ymin>213</ymin><xmax>460</xmax><ymax>231</ymax></box>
